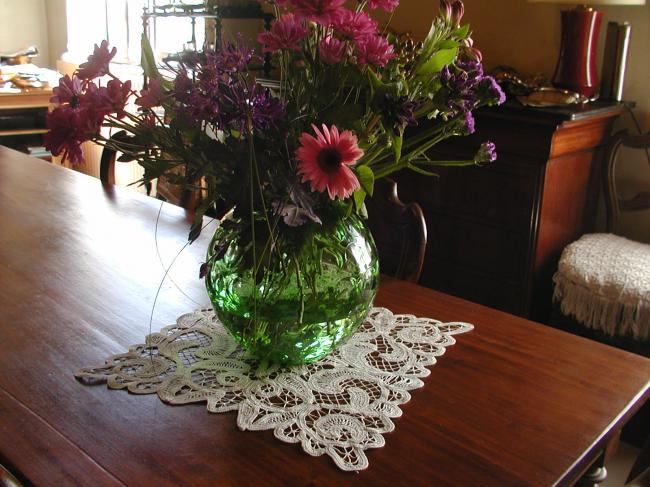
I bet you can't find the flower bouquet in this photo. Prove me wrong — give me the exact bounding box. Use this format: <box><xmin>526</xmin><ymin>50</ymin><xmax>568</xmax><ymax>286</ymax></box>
<box><xmin>46</xmin><ymin>0</ymin><xmax>504</xmax><ymax>365</ymax></box>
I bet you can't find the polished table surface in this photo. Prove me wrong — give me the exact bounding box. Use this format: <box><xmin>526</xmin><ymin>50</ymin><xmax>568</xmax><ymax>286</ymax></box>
<box><xmin>0</xmin><ymin>146</ymin><xmax>649</xmax><ymax>487</ymax></box>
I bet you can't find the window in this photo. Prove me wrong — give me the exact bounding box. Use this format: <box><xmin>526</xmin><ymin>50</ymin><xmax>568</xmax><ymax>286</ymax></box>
<box><xmin>65</xmin><ymin>0</ymin><xmax>205</xmax><ymax>64</ymax></box>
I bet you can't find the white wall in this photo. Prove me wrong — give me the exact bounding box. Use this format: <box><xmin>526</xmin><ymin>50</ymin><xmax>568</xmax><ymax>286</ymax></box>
<box><xmin>44</xmin><ymin>0</ymin><xmax>67</xmax><ymax>68</ymax></box>
<box><xmin>0</xmin><ymin>0</ymin><xmax>50</xmax><ymax>67</ymax></box>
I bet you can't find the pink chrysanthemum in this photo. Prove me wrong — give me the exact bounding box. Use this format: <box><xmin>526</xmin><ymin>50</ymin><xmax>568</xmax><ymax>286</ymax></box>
<box><xmin>76</xmin><ymin>40</ymin><xmax>116</xmax><ymax>80</ymax></box>
<box><xmin>98</xmin><ymin>79</ymin><xmax>132</xmax><ymax>119</ymax></box>
<box><xmin>257</xmin><ymin>13</ymin><xmax>308</xmax><ymax>53</ymax></box>
<box><xmin>356</xmin><ymin>35</ymin><xmax>396</xmax><ymax>67</ymax></box>
<box><xmin>136</xmin><ymin>78</ymin><xmax>165</xmax><ymax>108</ymax></box>
<box><xmin>44</xmin><ymin>106</ymin><xmax>99</xmax><ymax>165</ymax></box>
<box><xmin>292</xmin><ymin>0</ymin><xmax>346</xmax><ymax>27</ymax></box>
<box><xmin>319</xmin><ymin>36</ymin><xmax>347</xmax><ymax>64</ymax></box>
<box><xmin>50</xmin><ymin>74</ymin><xmax>82</xmax><ymax>106</ymax></box>
<box><xmin>296</xmin><ymin>124</ymin><xmax>363</xmax><ymax>200</ymax></box>
<box><xmin>334</xmin><ymin>9</ymin><xmax>378</xmax><ymax>40</ymax></box>
<box><xmin>367</xmin><ymin>0</ymin><xmax>400</xmax><ymax>12</ymax></box>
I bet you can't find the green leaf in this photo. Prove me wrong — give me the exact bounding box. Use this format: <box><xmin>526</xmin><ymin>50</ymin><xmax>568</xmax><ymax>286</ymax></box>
<box><xmin>355</xmin><ymin>165</ymin><xmax>375</xmax><ymax>197</ymax></box>
<box><xmin>452</xmin><ymin>24</ymin><xmax>471</xmax><ymax>39</ymax></box>
<box><xmin>391</xmin><ymin>131</ymin><xmax>403</xmax><ymax>164</ymax></box>
<box><xmin>438</xmin><ymin>40</ymin><xmax>460</xmax><ymax>50</ymax></box>
<box><xmin>141</xmin><ymin>34</ymin><xmax>160</xmax><ymax>80</ymax></box>
<box><xmin>406</xmin><ymin>163</ymin><xmax>441</xmax><ymax>177</ymax></box>
<box><xmin>420</xmin><ymin>20</ymin><xmax>441</xmax><ymax>61</ymax></box>
<box><xmin>188</xmin><ymin>198</ymin><xmax>215</xmax><ymax>242</ymax></box>
<box><xmin>367</xmin><ymin>69</ymin><xmax>384</xmax><ymax>94</ymax></box>
<box><xmin>416</xmin><ymin>47</ymin><xmax>458</xmax><ymax>76</ymax></box>
<box><xmin>353</xmin><ymin>188</ymin><xmax>367</xmax><ymax>211</ymax></box>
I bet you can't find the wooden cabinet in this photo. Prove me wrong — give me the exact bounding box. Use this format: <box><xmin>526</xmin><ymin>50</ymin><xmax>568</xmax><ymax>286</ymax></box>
<box><xmin>0</xmin><ymin>90</ymin><xmax>52</xmax><ymax>159</ymax></box>
<box><xmin>396</xmin><ymin>102</ymin><xmax>625</xmax><ymax>322</ymax></box>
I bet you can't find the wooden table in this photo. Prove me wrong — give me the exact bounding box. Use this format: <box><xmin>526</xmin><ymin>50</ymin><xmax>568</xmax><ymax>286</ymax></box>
<box><xmin>0</xmin><ymin>146</ymin><xmax>648</xmax><ymax>487</ymax></box>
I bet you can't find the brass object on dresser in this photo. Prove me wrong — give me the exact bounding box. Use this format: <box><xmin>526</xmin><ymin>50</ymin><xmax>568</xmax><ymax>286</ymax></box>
<box><xmin>396</xmin><ymin>101</ymin><xmax>626</xmax><ymax>323</ymax></box>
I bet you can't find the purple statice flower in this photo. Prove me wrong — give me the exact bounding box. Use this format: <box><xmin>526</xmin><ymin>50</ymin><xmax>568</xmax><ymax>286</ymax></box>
<box><xmin>474</xmin><ymin>141</ymin><xmax>496</xmax><ymax>163</ymax></box>
<box><xmin>382</xmin><ymin>94</ymin><xmax>418</xmax><ymax>135</ymax></box>
<box><xmin>463</xmin><ymin>111</ymin><xmax>475</xmax><ymax>134</ymax></box>
<box><xmin>440</xmin><ymin>60</ymin><xmax>485</xmax><ymax>116</ymax></box>
<box><xmin>478</xmin><ymin>75</ymin><xmax>506</xmax><ymax>105</ymax></box>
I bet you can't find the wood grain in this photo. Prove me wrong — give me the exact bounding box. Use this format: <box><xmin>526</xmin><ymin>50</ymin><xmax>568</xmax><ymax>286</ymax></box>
<box><xmin>0</xmin><ymin>147</ymin><xmax>648</xmax><ymax>486</ymax></box>
<box><xmin>397</xmin><ymin>103</ymin><xmax>624</xmax><ymax>323</ymax></box>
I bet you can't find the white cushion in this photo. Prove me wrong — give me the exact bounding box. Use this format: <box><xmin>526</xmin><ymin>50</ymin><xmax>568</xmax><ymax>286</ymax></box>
<box><xmin>553</xmin><ymin>233</ymin><xmax>650</xmax><ymax>340</ymax></box>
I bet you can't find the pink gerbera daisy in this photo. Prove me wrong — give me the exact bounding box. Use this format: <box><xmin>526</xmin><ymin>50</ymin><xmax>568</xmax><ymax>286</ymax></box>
<box><xmin>296</xmin><ymin>124</ymin><xmax>363</xmax><ymax>200</ymax></box>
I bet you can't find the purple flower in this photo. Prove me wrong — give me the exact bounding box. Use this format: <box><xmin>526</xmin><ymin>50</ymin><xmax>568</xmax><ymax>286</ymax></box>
<box><xmin>464</xmin><ymin>111</ymin><xmax>475</xmax><ymax>134</ymax></box>
<box><xmin>475</xmin><ymin>141</ymin><xmax>496</xmax><ymax>163</ymax></box>
<box><xmin>215</xmin><ymin>36</ymin><xmax>255</xmax><ymax>72</ymax></box>
<box><xmin>249</xmin><ymin>86</ymin><xmax>287</xmax><ymax>132</ymax></box>
<box><xmin>382</xmin><ymin>94</ymin><xmax>418</xmax><ymax>134</ymax></box>
<box><xmin>479</xmin><ymin>76</ymin><xmax>506</xmax><ymax>105</ymax></box>
<box><xmin>440</xmin><ymin>60</ymin><xmax>485</xmax><ymax>117</ymax></box>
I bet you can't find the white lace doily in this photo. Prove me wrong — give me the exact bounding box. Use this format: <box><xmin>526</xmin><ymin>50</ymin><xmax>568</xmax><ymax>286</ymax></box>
<box><xmin>75</xmin><ymin>307</ymin><xmax>473</xmax><ymax>471</ymax></box>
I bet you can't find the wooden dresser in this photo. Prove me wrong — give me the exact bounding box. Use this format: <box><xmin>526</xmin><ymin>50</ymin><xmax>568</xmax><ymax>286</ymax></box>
<box><xmin>0</xmin><ymin>89</ymin><xmax>52</xmax><ymax>159</ymax></box>
<box><xmin>396</xmin><ymin>102</ymin><xmax>626</xmax><ymax>322</ymax></box>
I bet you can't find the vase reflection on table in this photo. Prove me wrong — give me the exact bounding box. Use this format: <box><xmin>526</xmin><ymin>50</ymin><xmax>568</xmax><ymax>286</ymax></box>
<box><xmin>45</xmin><ymin>0</ymin><xmax>504</xmax><ymax>365</ymax></box>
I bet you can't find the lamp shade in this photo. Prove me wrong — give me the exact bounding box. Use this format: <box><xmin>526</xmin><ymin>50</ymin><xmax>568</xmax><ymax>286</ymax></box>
<box><xmin>527</xmin><ymin>0</ymin><xmax>645</xmax><ymax>4</ymax></box>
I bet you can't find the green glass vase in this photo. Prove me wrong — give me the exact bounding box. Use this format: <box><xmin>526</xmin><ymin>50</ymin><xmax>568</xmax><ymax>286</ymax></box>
<box><xmin>205</xmin><ymin>213</ymin><xmax>379</xmax><ymax>365</ymax></box>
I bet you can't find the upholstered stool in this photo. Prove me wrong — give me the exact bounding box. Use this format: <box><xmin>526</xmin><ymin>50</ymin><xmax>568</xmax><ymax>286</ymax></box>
<box><xmin>553</xmin><ymin>233</ymin><xmax>650</xmax><ymax>340</ymax></box>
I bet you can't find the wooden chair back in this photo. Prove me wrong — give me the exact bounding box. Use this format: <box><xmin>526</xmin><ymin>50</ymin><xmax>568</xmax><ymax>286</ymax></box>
<box><xmin>603</xmin><ymin>130</ymin><xmax>650</xmax><ymax>233</ymax></box>
<box><xmin>366</xmin><ymin>178</ymin><xmax>427</xmax><ymax>283</ymax></box>
<box><xmin>0</xmin><ymin>463</ymin><xmax>23</xmax><ymax>487</ymax></box>
<box><xmin>99</xmin><ymin>131</ymin><xmax>196</xmax><ymax>210</ymax></box>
